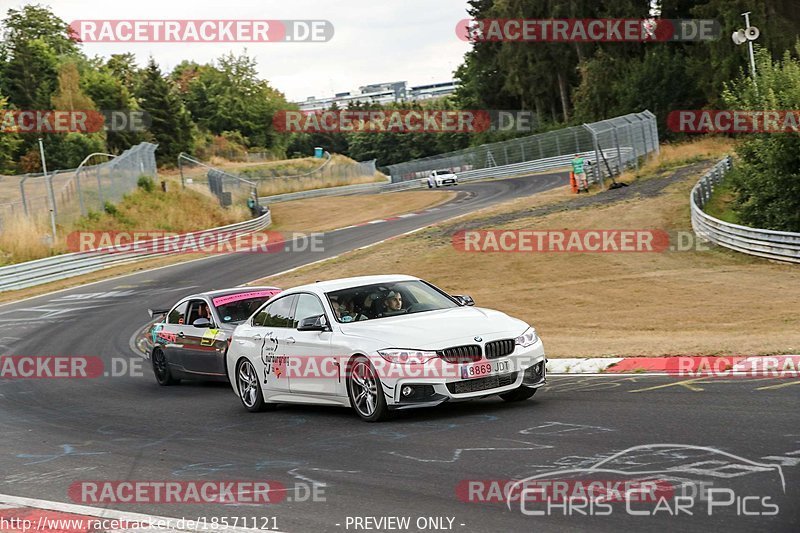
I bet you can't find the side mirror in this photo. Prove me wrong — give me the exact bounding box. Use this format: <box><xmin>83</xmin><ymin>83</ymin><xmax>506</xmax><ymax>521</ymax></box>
<box><xmin>298</xmin><ymin>314</ymin><xmax>329</xmax><ymax>331</ymax></box>
<box><xmin>192</xmin><ymin>317</ymin><xmax>212</xmax><ymax>328</ymax></box>
<box><xmin>453</xmin><ymin>295</ymin><xmax>475</xmax><ymax>306</ymax></box>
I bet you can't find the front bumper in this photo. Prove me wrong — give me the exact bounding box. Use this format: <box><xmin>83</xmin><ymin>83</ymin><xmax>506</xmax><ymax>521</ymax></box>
<box><xmin>385</xmin><ymin>339</ymin><xmax>546</xmax><ymax>408</ymax></box>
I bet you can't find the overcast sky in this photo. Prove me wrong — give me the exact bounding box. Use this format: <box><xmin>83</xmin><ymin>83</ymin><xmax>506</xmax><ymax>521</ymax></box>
<box><xmin>2</xmin><ymin>0</ymin><xmax>473</xmax><ymax>102</ymax></box>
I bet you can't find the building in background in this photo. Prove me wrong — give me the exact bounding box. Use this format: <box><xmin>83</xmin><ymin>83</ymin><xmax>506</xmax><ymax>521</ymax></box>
<box><xmin>297</xmin><ymin>80</ymin><xmax>457</xmax><ymax>110</ymax></box>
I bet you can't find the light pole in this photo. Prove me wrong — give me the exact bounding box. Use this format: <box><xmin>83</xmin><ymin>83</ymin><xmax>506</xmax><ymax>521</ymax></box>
<box><xmin>742</xmin><ymin>12</ymin><xmax>757</xmax><ymax>80</ymax></box>
<box><xmin>38</xmin><ymin>137</ymin><xmax>57</xmax><ymax>243</ymax></box>
<box><xmin>732</xmin><ymin>12</ymin><xmax>760</xmax><ymax>86</ymax></box>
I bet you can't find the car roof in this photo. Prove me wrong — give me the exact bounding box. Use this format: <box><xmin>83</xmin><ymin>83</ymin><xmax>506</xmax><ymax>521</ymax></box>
<box><xmin>184</xmin><ymin>286</ymin><xmax>282</xmax><ymax>301</ymax></box>
<box><xmin>285</xmin><ymin>275</ymin><xmax>419</xmax><ymax>295</ymax></box>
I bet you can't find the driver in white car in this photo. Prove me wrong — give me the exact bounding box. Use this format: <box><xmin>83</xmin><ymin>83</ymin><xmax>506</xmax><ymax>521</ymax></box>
<box><xmin>382</xmin><ymin>290</ymin><xmax>403</xmax><ymax>315</ymax></box>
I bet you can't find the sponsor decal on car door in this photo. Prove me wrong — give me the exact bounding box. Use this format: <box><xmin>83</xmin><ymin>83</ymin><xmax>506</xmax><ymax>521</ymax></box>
<box><xmin>287</xmin><ymin>293</ymin><xmax>338</xmax><ymax>396</ymax></box>
<box><xmin>249</xmin><ymin>295</ymin><xmax>296</xmax><ymax>393</ymax></box>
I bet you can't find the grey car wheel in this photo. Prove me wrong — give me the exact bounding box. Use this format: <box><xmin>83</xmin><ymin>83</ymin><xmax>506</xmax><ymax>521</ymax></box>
<box><xmin>347</xmin><ymin>356</ymin><xmax>388</xmax><ymax>422</ymax></box>
<box><xmin>152</xmin><ymin>348</ymin><xmax>180</xmax><ymax>386</ymax></box>
<box><xmin>237</xmin><ymin>359</ymin><xmax>266</xmax><ymax>412</ymax></box>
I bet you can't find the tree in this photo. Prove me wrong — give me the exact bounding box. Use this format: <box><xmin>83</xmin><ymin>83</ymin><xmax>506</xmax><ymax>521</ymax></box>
<box><xmin>82</xmin><ymin>60</ymin><xmax>142</xmax><ymax>153</ymax></box>
<box><xmin>105</xmin><ymin>53</ymin><xmax>142</xmax><ymax>95</ymax></box>
<box><xmin>723</xmin><ymin>46</ymin><xmax>800</xmax><ymax>232</ymax></box>
<box><xmin>51</xmin><ymin>61</ymin><xmax>96</xmax><ymax>111</ymax></box>
<box><xmin>0</xmin><ymin>94</ymin><xmax>21</xmax><ymax>173</ymax></box>
<box><xmin>176</xmin><ymin>52</ymin><xmax>289</xmax><ymax>153</ymax></box>
<box><xmin>0</xmin><ymin>4</ymin><xmax>81</xmax><ymax>108</ymax></box>
<box><xmin>136</xmin><ymin>58</ymin><xmax>194</xmax><ymax>165</ymax></box>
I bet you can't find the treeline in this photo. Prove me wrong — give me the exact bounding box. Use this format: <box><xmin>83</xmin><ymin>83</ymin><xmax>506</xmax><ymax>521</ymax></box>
<box><xmin>455</xmin><ymin>0</ymin><xmax>800</xmax><ymax>133</ymax></box>
<box><xmin>2</xmin><ymin>2</ymin><xmax>800</xmax><ymax>179</ymax></box>
<box><xmin>0</xmin><ymin>5</ymin><xmax>291</xmax><ymax>172</ymax></box>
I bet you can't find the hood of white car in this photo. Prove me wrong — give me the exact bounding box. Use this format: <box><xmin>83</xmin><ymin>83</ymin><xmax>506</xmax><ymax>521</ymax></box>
<box><xmin>338</xmin><ymin>306</ymin><xmax>528</xmax><ymax>349</ymax></box>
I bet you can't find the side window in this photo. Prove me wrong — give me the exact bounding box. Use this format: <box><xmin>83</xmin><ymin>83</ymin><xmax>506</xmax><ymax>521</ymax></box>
<box><xmin>293</xmin><ymin>293</ymin><xmax>326</xmax><ymax>327</ymax></box>
<box><xmin>167</xmin><ymin>301</ymin><xmax>188</xmax><ymax>324</ymax></box>
<box><xmin>253</xmin><ymin>295</ymin><xmax>296</xmax><ymax>328</ymax></box>
<box><xmin>186</xmin><ymin>299</ymin><xmax>212</xmax><ymax>327</ymax></box>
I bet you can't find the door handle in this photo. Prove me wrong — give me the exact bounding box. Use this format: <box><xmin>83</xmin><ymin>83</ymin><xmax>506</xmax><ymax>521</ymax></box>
<box><xmin>178</xmin><ymin>331</ymin><xmax>185</xmax><ymax>338</ymax></box>
<box><xmin>285</xmin><ymin>337</ymin><xmax>296</xmax><ymax>344</ymax></box>
<box><xmin>253</xmin><ymin>334</ymin><xmax>262</xmax><ymax>341</ymax></box>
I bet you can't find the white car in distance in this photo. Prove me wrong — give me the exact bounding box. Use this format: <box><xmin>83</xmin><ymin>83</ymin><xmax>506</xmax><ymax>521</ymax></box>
<box><xmin>425</xmin><ymin>169</ymin><xmax>459</xmax><ymax>188</ymax></box>
<box><xmin>227</xmin><ymin>275</ymin><xmax>546</xmax><ymax>422</ymax></box>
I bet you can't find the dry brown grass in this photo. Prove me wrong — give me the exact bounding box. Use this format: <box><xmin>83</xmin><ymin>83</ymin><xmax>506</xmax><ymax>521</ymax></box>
<box><xmin>0</xmin><ymin>178</ymin><xmax>249</xmax><ymax>265</ymax></box>
<box><xmin>256</xmin><ymin>173</ymin><xmax>384</xmax><ymax>197</ymax></box>
<box><xmin>617</xmin><ymin>136</ymin><xmax>735</xmax><ymax>184</ymax></box>
<box><xmin>0</xmin><ymin>215</ymin><xmax>60</xmax><ymax>263</ymax></box>
<box><xmin>72</xmin><ymin>184</ymin><xmax>248</xmax><ymax>233</ymax></box>
<box><xmin>250</xmin><ymin>160</ymin><xmax>800</xmax><ymax>358</ymax></box>
<box><xmin>269</xmin><ymin>191</ymin><xmax>456</xmax><ymax>232</ymax></box>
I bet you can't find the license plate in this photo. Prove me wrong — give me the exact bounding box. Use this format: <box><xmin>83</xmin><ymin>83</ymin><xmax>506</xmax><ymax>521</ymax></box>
<box><xmin>460</xmin><ymin>360</ymin><xmax>510</xmax><ymax>379</ymax></box>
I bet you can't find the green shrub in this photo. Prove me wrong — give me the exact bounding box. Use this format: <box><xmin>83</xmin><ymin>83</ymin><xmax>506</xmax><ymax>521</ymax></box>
<box><xmin>137</xmin><ymin>175</ymin><xmax>155</xmax><ymax>192</ymax></box>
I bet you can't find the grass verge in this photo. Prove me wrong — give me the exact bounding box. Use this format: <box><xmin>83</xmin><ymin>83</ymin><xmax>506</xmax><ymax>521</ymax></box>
<box><xmin>702</xmin><ymin>181</ymin><xmax>740</xmax><ymax>224</ymax></box>
<box><xmin>0</xmin><ymin>177</ymin><xmax>248</xmax><ymax>266</ymax></box>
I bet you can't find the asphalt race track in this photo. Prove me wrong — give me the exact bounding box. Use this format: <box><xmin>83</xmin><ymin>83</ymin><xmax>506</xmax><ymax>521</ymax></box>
<box><xmin>1</xmin><ymin>172</ymin><xmax>798</xmax><ymax>532</ymax></box>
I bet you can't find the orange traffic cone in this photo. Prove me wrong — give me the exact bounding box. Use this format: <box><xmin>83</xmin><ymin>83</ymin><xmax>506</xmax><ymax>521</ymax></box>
<box><xmin>570</xmin><ymin>172</ymin><xmax>579</xmax><ymax>194</ymax></box>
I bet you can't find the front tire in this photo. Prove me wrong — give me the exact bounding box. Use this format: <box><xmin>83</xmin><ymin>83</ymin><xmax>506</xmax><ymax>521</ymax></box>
<box><xmin>152</xmin><ymin>348</ymin><xmax>180</xmax><ymax>385</ymax></box>
<box><xmin>236</xmin><ymin>358</ymin><xmax>267</xmax><ymax>412</ymax></box>
<box><xmin>499</xmin><ymin>386</ymin><xmax>537</xmax><ymax>402</ymax></box>
<box><xmin>347</xmin><ymin>356</ymin><xmax>389</xmax><ymax>422</ymax></box>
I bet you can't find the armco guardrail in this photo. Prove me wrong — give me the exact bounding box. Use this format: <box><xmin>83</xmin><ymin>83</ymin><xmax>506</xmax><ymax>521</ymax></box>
<box><xmin>0</xmin><ymin>212</ymin><xmax>272</xmax><ymax>293</ymax></box>
<box><xmin>691</xmin><ymin>157</ymin><xmax>800</xmax><ymax>264</ymax></box>
<box><xmin>259</xmin><ymin>178</ymin><xmax>421</xmax><ymax>204</ymax></box>
<box><xmin>260</xmin><ymin>148</ymin><xmax>633</xmax><ymax>204</ymax></box>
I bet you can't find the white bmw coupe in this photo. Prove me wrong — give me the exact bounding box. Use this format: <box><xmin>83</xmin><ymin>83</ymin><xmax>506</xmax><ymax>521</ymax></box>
<box><xmin>227</xmin><ymin>275</ymin><xmax>546</xmax><ymax>421</ymax></box>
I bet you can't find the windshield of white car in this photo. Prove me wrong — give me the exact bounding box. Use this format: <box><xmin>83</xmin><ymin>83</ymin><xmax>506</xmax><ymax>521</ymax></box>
<box><xmin>215</xmin><ymin>296</ymin><xmax>274</xmax><ymax>324</ymax></box>
<box><xmin>326</xmin><ymin>280</ymin><xmax>459</xmax><ymax>323</ymax></box>
<box><xmin>436</xmin><ymin>169</ymin><xmax>452</xmax><ymax>174</ymax></box>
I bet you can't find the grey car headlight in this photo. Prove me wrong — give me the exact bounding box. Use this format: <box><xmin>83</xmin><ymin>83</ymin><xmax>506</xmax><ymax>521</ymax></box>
<box><xmin>514</xmin><ymin>327</ymin><xmax>539</xmax><ymax>348</ymax></box>
<box><xmin>378</xmin><ymin>349</ymin><xmax>438</xmax><ymax>364</ymax></box>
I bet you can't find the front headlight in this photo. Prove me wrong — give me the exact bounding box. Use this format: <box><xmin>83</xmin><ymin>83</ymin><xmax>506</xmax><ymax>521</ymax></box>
<box><xmin>514</xmin><ymin>327</ymin><xmax>539</xmax><ymax>348</ymax></box>
<box><xmin>378</xmin><ymin>349</ymin><xmax>438</xmax><ymax>364</ymax></box>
